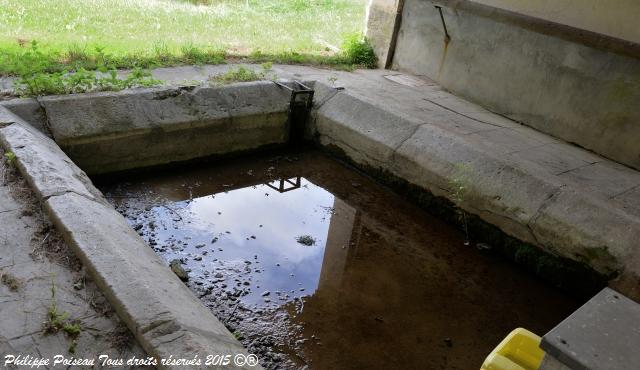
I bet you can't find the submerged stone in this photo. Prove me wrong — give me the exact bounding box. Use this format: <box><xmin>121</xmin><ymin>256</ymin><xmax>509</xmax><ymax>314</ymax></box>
<box><xmin>169</xmin><ymin>259</ymin><xmax>189</xmax><ymax>281</ymax></box>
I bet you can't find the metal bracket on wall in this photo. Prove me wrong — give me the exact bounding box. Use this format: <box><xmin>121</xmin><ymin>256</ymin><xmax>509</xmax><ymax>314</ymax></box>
<box><xmin>275</xmin><ymin>81</ymin><xmax>314</xmax><ymax>150</ymax></box>
<box><xmin>434</xmin><ymin>5</ymin><xmax>451</xmax><ymax>44</ymax></box>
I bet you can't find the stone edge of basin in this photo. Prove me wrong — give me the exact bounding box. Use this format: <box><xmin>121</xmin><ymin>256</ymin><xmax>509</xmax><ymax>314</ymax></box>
<box><xmin>0</xmin><ymin>106</ymin><xmax>259</xmax><ymax>370</ymax></box>
<box><xmin>1</xmin><ymin>81</ymin><xmax>305</xmax><ymax>175</ymax></box>
<box><xmin>309</xmin><ymin>81</ymin><xmax>640</xmax><ymax>298</ymax></box>
<box><xmin>3</xmin><ymin>78</ymin><xmax>640</xmax><ymax>299</ymax></box>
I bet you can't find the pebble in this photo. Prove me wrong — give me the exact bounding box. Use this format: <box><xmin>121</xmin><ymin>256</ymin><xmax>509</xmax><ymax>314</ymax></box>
<box><xmin>169</xmin><ymin>259</ymin><xmax>189</xmax><ymax>281</ymax></box>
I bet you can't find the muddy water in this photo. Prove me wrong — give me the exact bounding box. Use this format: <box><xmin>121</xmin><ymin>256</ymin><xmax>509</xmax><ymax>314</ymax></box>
<box><xmin>98</xmin><ymin>151</ymin><xmax>581</xmax><ymax>370</ymax></box>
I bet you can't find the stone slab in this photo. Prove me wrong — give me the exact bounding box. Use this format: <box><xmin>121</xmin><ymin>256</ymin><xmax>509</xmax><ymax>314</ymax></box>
<box><xmin>540</xmin><ymin>288</ymin><xmax>640</xmax><ymax>370</ymax></box>
<box><xmin>558</xmin><ymin>162</ymin><xmax>640</xmax><ymax>199</ymax></box>
<box><xmin>0</xmin><ymin>98</ymin><xmax>49</xmax><ymax>135</ymax></box>
<box><xmin>0</xmin><ymin>112</ymin><xmax>102</xmax><ymax>202</ymax></box>
<box><xmin>530</xmin><ymin>189</ymin><xmax>640</xmax><ymax>275</ymax></box>
<box><xmin>311</xmin><ymin>79</ymin><xmax>640</xmax><ymax>283</ymax></box>
<box><xmin>315</xmin><ymin>88</ymin><xmax>423</xmax><ymax>169</ymax></box>
<box><xmin>37</xmin><ymin>82</ymin><xmax>291</xmax><ymax>174</ymax></box>
<box><xmin>45</xmin><ymin>192</ymin><xmax>256</xmax><ymax>368</ymax></box>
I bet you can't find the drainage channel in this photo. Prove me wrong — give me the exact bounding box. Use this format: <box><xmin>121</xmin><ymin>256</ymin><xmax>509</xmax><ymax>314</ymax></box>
<box><xmin>96</xmin><ymin>150</ymin><xmax>582</xmax><ymax>370</ymax></box>
<box><xmin>275</xmin><ymin>80</ymin><xmax>314</xmax><ymax>150</ymax></box>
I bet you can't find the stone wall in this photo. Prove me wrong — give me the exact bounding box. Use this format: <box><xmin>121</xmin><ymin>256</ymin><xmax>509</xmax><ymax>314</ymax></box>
<box><xmin>366</xmin><ymin>0</ymin><xmax>640</xmax><ymax>170</ymax></box>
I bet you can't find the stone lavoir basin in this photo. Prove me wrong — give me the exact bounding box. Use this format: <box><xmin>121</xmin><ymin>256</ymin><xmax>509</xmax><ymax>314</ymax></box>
<box><xmin>3</xmin><ymin>74</ymin><xmax>637</xmax><ymax>369</ymax></box>
<box><xmin>97</xmin><ymin>150</ymin><xmax>581</xmax><ymax>369</ymax></box>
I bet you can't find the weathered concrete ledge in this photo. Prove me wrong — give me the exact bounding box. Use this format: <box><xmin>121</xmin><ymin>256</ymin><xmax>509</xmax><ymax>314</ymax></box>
<box><xmin>0</xmin><ymin>97</ymin><xmax>49</xmax><ymax>135</ymax></box>
<box><xmin>386</xmin><ymin>0</ymin><xmax>640</xmax><ymax>170</ymax></box>
<box><xmin>36</xmin><ymin>81</ymin><xmax>292</xmax><ymax>175</ymax></box>
<box><xmin>310</xmin><ymin>81</ymin><xmax>640</xmax><ymax>298</ymax></box>
<box><xmin>0</xmin><ymin>107</ymin><xmax>257</xmax><ymax>369</ymax></box>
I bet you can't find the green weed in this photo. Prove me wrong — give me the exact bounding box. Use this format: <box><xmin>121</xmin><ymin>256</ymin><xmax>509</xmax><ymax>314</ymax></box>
<box><xmin>15</xmin><ymin>68</ymin><xmax>161</xmax><ymax>97</ymax></box>
<box><xmin>3</xmin><ymin>152</ymin><xmax>17</xmax><ymax>166</ymax></box>
<box><xmin>209</xmin><ymin>66</ymin><xmax>273</xmax><ymax>85</ymax></box>
<box><xmin>1</xmin><ymin>272</ymin><xmax>20</xmax><ymax>291</ymax></box>
<box><xmin>342</xmin><ymin>33</ymin><xmax>377</xmax><ymax>68</ymax></box>
<box><xmin>448</xmin><ymin>163</ymin><xmax>472</xmax><ymax>245</ymax></box>
<box><xmin>42</xmin><ymin>278</ymin><xmax>82</xmax><ymax>353</ymax></box>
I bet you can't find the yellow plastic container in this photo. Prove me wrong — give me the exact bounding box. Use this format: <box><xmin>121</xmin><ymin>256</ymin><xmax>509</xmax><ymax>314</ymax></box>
<box><xmin>480</xmin><ymin>328</ymin><xmax>545</xmax><ymax>370</ymax></box>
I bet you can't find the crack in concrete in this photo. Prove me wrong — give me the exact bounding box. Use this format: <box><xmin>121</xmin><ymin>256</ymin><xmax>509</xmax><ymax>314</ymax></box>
<box><xmin>526</xmin><ymin>185</ymin><xmax>566</xmax><ymax>245</ymax></box>
<box><xmin>555</xmin><ymin>161</ymin><xmax>595</xmax><ymax>176</ymax></box>
<box><xmin>610</xmin><ymin>183</ymin><xmax>640</xmax><ymax>200</ymax></box>
<box><xmin>42</xmin><ymin>189</ymin><xmax>99</xmax><ymax>205</ymax></box>
<box><xmin>422</xmin><ymin>97</ymin><xmax>505</xmax><ymax>128</ymax></box>
<box><xmin>318</xmin><ymin>134</ymin><xmax>387</xmax><ymax>170</ymax></box>
<box><xmin>154</xmin><ymin>331</ymin><xmax>187</xmax><ymax>345</ymax></box>
<box><xmin>392</xmin><ymin>123</ymin><xmax>423</xmax><ymax>152</ymax></box>
<box><xmin>0</xmin><ymin>121</ymin><xmax>16</xmax><ymax>129</ymax></box>
<box><xmin>139</xmin><ymin>317</ymin><xmax>173</xmax><ymax>335</ymax></box>
<box><xmin>34</xmin><ymin>98</ymin><xmax>55</xmax><ymax>139</ymax></box>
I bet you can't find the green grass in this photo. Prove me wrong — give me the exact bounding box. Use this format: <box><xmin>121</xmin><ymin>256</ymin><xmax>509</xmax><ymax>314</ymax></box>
<box><xmin>0</xmin><ymin>0</ymin><xmax>370</xmax><ymax>77</ymax></box>
<box><xmin>209</xmin><ymin>65</ymin><xmax>275</xmax><ymax>85</ymax></box>
<box><xmin>16</xmin><ymin>68</ymin><xmax>162</xmax><ymax>97</ymax></box>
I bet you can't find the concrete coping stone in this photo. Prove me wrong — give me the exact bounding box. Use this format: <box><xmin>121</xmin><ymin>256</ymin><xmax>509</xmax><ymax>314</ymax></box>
<box><xmin>540</xmin><ymin>287</ymin><xmax>640</xmax><ymax>370</ymax></box>
<box><xmin>311</xmin><ymin>81</ymin><xmax>640</xmax><ymax>288</ymax></box>
<box><xmin>39</xmin><ymin>81</ymin><xmax>293</xmax><ymax>145</ymax></box>
<box><xmin>0</xmin><ymin>105</ymin><xmax>259</xmax><ymax>369</ymax></box>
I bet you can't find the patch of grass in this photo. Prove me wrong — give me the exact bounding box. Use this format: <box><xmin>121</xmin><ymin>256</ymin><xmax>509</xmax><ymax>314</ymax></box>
<box><xmin>42</xmin><ymin>279</ymin><xmax>82</xmax><ymax>353</ymax></box>
<box><xmin>3</xmin><ymin>151</ymin><xmax>17</xmax><ymax>166</ymax></box>
<box><xmin>0</xmin><ymin>0</ymin><xmax>368</xmax><ymax>77</ymax></box>
<box><xmin>1</xmin><ymin>272</ymin><xmax>20</xmax><ymax>291</ymax></box>
<box><xmin>232</xmin><ymin>330</ymin><xmax>244</xmax><ymax>341</ymax></box>
<box><xmin>15</xmin><ymin>68</ymin><xmax>161</xmax><ymax>97</ymax></box>
<box><xmin>209</xmin><ymin>65</ymin><xmax>275</xmax><ymax>85</ymax></box>
<box><xmin>342</xmin><ymin>33</ymin><xmax>377</xmax><ymax>68</ymax></box>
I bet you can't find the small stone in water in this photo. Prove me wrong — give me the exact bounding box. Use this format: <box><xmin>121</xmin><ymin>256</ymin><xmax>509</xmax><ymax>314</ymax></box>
<box><xmin>296</xmin><ymin>235</ymin><xmax>316</xmax><ymax>246</ymax></box>
<box><xmin>169</xmin><ymin>259</ymin><xmax>189</xmax><ymax>281</ymax></box>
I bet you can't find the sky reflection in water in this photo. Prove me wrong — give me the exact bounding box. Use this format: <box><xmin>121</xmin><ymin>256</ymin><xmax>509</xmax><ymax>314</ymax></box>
<box><xmin>147</xmin><ymin>177</ymin><xmax>335</xmax><ymax>306</ymax></box>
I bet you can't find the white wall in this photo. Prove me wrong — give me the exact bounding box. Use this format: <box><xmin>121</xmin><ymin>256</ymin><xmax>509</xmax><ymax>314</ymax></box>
<box><xmin>470</xmin><ymin>0</ymin><xmax>640</xmax><ymax>43</ymax></box>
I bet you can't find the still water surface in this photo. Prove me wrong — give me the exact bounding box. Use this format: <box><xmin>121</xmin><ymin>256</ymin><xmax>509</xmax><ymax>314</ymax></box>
<box><xmin>99</xmin><ymin>151</ymin><xmax>581</xmax><ymax>370</ymax></box>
